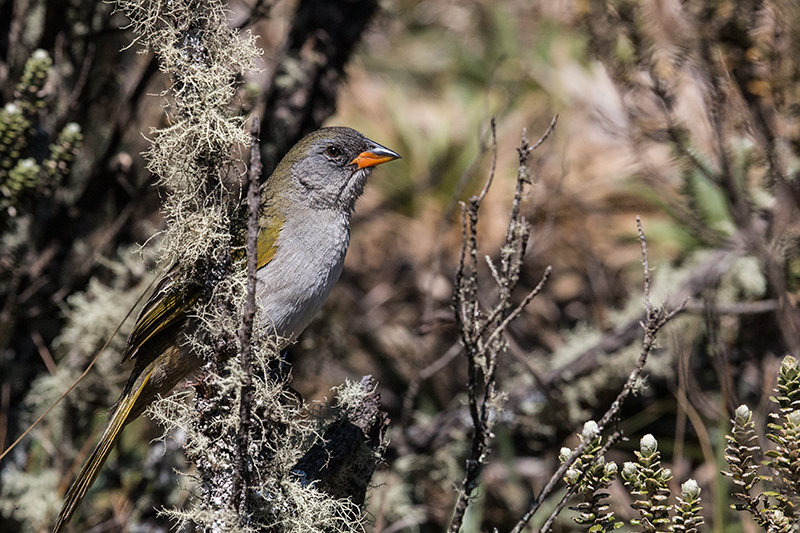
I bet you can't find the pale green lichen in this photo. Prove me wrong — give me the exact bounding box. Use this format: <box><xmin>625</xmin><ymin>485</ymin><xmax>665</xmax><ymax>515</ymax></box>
<box><xmin>0</xmin><ymin>469</ymin><xmax>61</xmax><ymax>533</ymax></box>
<box><xmin>115</xmin><ymin>0</ymin><xmax>261</xmax><ymax>272</ymax></box>
<box><xmin>0</xmin><ymin>245</ymin><xmax>158</xmax><ymax>527</ymax></box>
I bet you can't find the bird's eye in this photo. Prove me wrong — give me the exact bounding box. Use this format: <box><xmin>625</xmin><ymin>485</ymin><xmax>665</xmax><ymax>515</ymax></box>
<box><xmin>325</xmin><ymin>145</ymin><xmax>342</xmax><ymax>158</ymax></box>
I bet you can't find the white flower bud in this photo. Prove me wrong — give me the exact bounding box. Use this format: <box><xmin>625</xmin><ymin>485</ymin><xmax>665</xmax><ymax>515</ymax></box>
<box><xmin>640</xmin><ymin>434</ymin><xmax>657</xmax><ymax>455</ymax></box>
<box><xmin>582</xmin><ymin>420</ymin><xmax>599</xmax><ymax>440</ymax></box>
<box><xmin>681</xmin><ymin>479</ymin><xmax>700</xmax><ymax>500</ymax></box>
<box><xmin>734</xmin><ymin>404</ymin><xmax>751</xmax><ymax>423</ymax></box>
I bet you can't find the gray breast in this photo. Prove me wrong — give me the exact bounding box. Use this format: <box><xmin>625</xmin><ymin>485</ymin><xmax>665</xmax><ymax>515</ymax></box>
<box><xmin>255</xmin><ymin>209</ymin><xmax>350</xmax><ymax>346</ymax></box>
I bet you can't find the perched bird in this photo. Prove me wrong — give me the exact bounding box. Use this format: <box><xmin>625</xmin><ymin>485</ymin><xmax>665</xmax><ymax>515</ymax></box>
<box><xmin>53</xmin><ymin>126</ymin><xmax>400</xmax><ymax>532</ymax></box>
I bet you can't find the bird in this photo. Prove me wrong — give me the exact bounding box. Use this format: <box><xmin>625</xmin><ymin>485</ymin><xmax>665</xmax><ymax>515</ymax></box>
<box><xmin>52</xmin><ymin>126</ymin><xmax>400</xmax><ymax>532</ymax></box>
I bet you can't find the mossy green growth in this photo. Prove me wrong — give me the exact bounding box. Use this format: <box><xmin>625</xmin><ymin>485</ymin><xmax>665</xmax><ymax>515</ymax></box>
<box><xmin>671</xmin><ymin>479</ymin><xmax>703</xmax><ymax>533</ymax></box>
<box><xmin>765</xmin><ymin>356</ymin><xmax>800</xmax><ymax>509</ymax></box>
<box><xmin>15</xmin><ymin>49</ymin><xmax>52</xmax><ymax>113</ymax></box>
<box><xmin>723</xmin><ymin>355</ymin><xmax>800</xmax><ymax>531</ymax></box>
<box><xmin>560</xmin><ymin>421</ymin><xmax>621</xmax><ymax>532</ymax></box>
<box><xmin>0</xmin><ymin>49</ymin><xmax>82</xmax><ymax>222</ymax></box>
<box><xmin>622</xmin><ymin>434</ymin><xmax>672</xmax><ymax>532</ymax></box>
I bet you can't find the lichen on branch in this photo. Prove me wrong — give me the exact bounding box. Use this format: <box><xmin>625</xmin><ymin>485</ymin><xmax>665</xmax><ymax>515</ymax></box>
<box><xmin>116</xmin><ymin>0</ymin><xmax>260</xmax><ymax>272</ymax></box>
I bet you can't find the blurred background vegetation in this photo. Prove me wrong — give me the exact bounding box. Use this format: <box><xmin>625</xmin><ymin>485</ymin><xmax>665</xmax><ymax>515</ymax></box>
<box><xmin>1</xmin><ymin>0</ymin><xmax>799</xmax><ymax>531</ymax></box>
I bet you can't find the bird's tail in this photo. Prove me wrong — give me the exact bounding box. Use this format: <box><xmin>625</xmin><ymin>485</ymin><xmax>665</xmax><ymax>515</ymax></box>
<box><xmin>52</xmin><ymin>368</ymin><xmax>154</xmax><ymax>533</ymax></box>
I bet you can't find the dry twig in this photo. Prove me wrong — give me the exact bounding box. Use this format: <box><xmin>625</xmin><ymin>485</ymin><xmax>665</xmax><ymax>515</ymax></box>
<box><xmin>510</xmin><ymin>216</ymin><xmax>686</xmax><ymax>533</ymax></box>
<box><xmin>233</xmin><ymin>117</ymin><xmax>261</xmax><ymax>517</ymax></box>
<box><xmin>539</xmin><ymin>429</ymin><xmax>623</xmax><ymax>533</ymax></box>
<box><xmin>448</xmin><ymin>118</ymin><xmax>555</xmax><ymax>533</ymax></box>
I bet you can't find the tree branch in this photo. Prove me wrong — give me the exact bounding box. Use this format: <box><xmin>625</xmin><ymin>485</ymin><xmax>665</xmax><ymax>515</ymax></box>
<box><xmin>233</xmin><ymin>117</ymin><xmax>261</xmax><ymax>517</ymax></box>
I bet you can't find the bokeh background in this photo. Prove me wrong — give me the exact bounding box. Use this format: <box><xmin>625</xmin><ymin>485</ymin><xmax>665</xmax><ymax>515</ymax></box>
<box><xmin>1</xmin><ymin>0</ymin><xmax>799</xmax><ymax>531</ymax></box>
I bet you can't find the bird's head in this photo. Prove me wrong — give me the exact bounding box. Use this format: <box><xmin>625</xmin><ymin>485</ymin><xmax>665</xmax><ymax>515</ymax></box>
<box><xmin>271</xmin><ymin>126</ymin><xmax>400</xmax><ymax>214</ymax></box>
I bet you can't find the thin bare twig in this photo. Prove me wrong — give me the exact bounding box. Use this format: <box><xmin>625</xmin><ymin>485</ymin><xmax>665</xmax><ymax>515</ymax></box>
<box><xmin>510</xmin><ymin>217</ymin><xmax>685</xmax><ymax>533</ymax></box>
<box><xmin>529</xmin><ymin>114</ymin><xmax>559</xmax><ymax>153</ymax></box>
<box><xmin>448</xmin><ymin>120</ymin><xmax>554</xmax><ymax>533</ymax></box>
<box><xmin>482</xmin><ymin>267</ymin><xmax>552</xmax><ymax>352</ymax></box>
<box><xmin>506</xmin><ymin>115</ymin><xmax>557</xmax><ymax>247</ymax></box>
<box><xmin>234</xmin><ymin>117</ymin><xmax>261</xmax><ymax>518</ymax></box>
<box><xmin>473</xmin><ymin>116</ymin><xmax>558</xmax><ymax>343</ymax></box>
<box><xmin>539</xmin><ymin>430</ymin><xmax>624</xmax><ymax>533</ymax></box>
<box><xmin>31</xmin><ymin>330</ymin><xmax>58</xmax><ymax>376</ymax></box>
<box><xmin>401</xmin><ymin>342</ymin><xmax>462</xmax><ymax>427</ymax></box>
<box><xmin>476</xmin><ymin>119</ymin><xmax>498</xmax><ymax>202</ymax></box>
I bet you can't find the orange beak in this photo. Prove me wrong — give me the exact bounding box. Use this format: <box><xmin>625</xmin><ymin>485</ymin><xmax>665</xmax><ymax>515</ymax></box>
<box><xmin>350</xmin><ymin>143</ymin><xmax>401</xmax><ymax>169</ymax></box>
